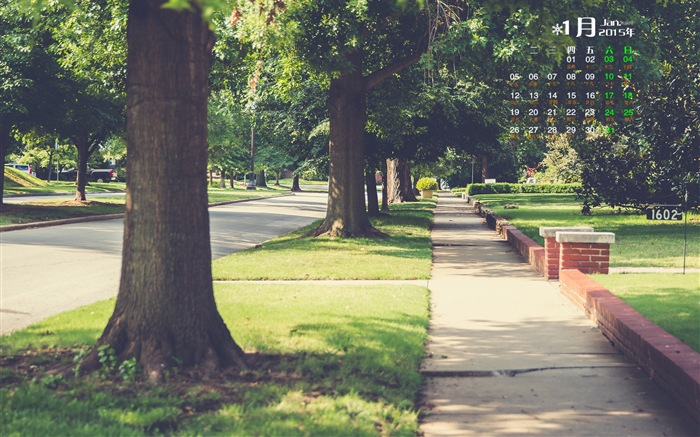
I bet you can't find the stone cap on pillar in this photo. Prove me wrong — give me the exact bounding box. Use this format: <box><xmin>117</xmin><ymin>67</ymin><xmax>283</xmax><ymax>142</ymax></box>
<box><xmin>539</xmin><ymin>226</ymin><xmax>593</xmax><ymax>238</ymax></box>
<box><xmin>556</xmin><ymin>231</ymin><xmax>615</xmax><ymax>244</ymax></box>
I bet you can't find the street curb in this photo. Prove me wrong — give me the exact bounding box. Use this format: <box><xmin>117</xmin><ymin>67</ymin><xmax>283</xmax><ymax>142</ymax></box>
<box><xmin>0</xmin><ymin>193</ymin><xmax>294</xmax><ymax>233</ymax></box>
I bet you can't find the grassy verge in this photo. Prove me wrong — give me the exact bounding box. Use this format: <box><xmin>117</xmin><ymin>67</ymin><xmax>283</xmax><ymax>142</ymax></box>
<box><xmin>591</xmin><ymin>273</ymin><xmax>700</xmax><ymax>352</ymax></box>
<box><xmin>0</xmin><ymin>188</ymin><xmax>288</xmax><ymax>226</ymax></box>
<box><xmin>213</xmin><ymin>200</ymin><xmax>435</xmax><ymax>280</ymax></box>
<box><xmin>1</xmin><ymin>283</ymin><xmax>429</xmax><ymax>436</ymax></box>
<box><xmin>4</xmin><ymin>181</ymin><xmax>127</xmax><ymax>195</ymax></box>
<box><xmin>472</xmin><ymin>193</ymin><xmax>700</xmax><ymax>268</ymax></box>
<box><xmin>0</xmin><ymin>199</ymin><xmax>126</xmax><ymax>226</ymax></box>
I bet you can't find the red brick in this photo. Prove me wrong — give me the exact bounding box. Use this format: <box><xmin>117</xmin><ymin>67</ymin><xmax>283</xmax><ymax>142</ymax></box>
<box><xmin>591</xmin><ymin>255</ymin><xmax>610</xmax><ymax>262</ymax></box>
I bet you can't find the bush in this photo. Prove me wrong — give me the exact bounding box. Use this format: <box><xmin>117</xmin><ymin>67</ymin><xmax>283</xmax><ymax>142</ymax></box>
<box><xmin>465</xmin><ymin>183</ymin><xmax>581</xmax><ymax>195</ymax></box>
<box><xmin>416</xmin><ymin>177</ymin><xmax>438</xmax><ymax>191</ymax></box>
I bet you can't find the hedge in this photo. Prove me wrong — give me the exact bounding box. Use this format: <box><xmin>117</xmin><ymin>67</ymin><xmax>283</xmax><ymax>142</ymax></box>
<box><xmin>465</xmin><ymin>183</ymin><xmax>581</xmax><ymax>195</ymax></box>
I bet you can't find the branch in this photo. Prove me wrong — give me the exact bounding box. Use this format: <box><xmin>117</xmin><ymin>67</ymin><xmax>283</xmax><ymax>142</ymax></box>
<box><xmin>364</xmin><ymin>48</ymin><xmax>427</xmax><ymax>91</ymax></box>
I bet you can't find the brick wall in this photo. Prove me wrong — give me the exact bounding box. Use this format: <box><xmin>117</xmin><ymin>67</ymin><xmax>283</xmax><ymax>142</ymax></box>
<box><xmin>560</xmin><ymin>269</ymin><xmax>700</xmax><ymax>424</ymax></box>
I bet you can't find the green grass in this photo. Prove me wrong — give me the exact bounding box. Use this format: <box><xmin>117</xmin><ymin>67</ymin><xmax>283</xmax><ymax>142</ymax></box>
<box><xmin>3</xmin><ymin>167</ymin><xmax>50</xmax><ymax>188</ymax></box>
<box><xmin>1</xmin><ymin>283</ymin><xmax>429</xmax><ymax>436</ymax></box>
<box><xmin>591</xmin><ymin>273</ymin><xmax>700</xmax><ymax>352</ymax></box>
<box><xmin>213</xmin><ymin>200</ymin><xmax>435</xmax><ymax>280</ymax></box>
<box><xmin>0</xmin><ymin>199</ymin><xmax>126</xmax><ymax>226</ymax></box>
<box><xmin>472</xmin><ymin>193</ymin><xmax>700</xmax><ymax>268</ymax></box>
<box><xmin>0</xmin><ymin>188</ymin><xmax>289</xmax><ymax>226</ymax></box>
<box><xmin>4</xmin><ymin>180</ymin><xmax>127</xmax><ymax>195</ymax></box>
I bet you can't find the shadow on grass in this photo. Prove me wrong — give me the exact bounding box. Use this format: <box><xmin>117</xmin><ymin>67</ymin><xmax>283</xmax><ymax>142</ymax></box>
<box><xmin>2</xmin><ymin>323</ymin><xmax>425</xmax><ymax>436</ymax></box>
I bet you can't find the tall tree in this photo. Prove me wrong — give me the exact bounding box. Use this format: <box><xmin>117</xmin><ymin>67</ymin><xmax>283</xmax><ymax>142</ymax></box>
<box><xmin>267</xmin><ymin>0</ymin><xmax>455</xmax><ymax>236</ymax></box>
<box><xmin>82</xmin><ymin>0</ymin><xmax>246</xmax><ymax>379</ymax></box>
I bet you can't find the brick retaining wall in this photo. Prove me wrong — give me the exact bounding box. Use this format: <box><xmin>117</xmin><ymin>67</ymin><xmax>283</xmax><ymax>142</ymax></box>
<box><xmin>560</xmin><ymin>269</ymin><xmax>700</xmax><ymax>424</ymax></box>
<box><xmin>473</xmin><ymin>203</ymin><xmax>700</xmax><ymax>424</ymax></box>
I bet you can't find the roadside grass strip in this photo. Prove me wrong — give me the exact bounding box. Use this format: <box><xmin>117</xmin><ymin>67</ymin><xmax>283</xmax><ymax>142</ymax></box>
<box><xmin>0</xmin><ymin>284</ymin><xmax>429</xmax><ymax>436</ymax></box>
<box><xmin>472</xmin><ymin>193</ymin><xmax>700</xmax><ymax>268</ymax></box>
<box><xmin>591</xmin><ymin>273</ymin><xmax>700</xmax><ymax>353</ymax></box>
<box><xmin>1</xmin><ymin>189</ymin><xmax>286</xmax><ymax>226</ymax></box>
<box><xmin>213</xmin><ymin>200</ymin><xmax>435</xmax><ymax>280</ymax></box>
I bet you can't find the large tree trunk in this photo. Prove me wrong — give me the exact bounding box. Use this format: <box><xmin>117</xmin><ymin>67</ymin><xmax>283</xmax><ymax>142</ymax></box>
<box><xmin>256</xmin><ymin>169</ymin><xmax>267</xmax><ymax>187</ymax></box>
<box><xmin>481</xmin><ymin>156</ymin><xmax>489</xmax><ymax>181</ymax></box>
<box><xmin>0</xmin><ymin>119</ymin><xmax>11</xmax><ymax>206</ymax></box>
<box><xmin>74</xmin><ymin>138</ymin><xmax>90</xmax><ymax>201</ymax></box>
<box><xmin>84</xmin><ymin>0</ymin><xmax>245</xmax><ymax>381</ymax></box>
<box><xmin>219</xmin><ymin>169</ymin><xmax>226</xmax><ymax>188</ymax></box>
<box><xmin>314</xmin><ymin>52</ymin><xmax>377</xmax><ymax>237</ymax></box>
<box><xmin>386</xmin><ymin>158</ymin><xmax>417</xmax><ymax>203</ymax></box>
<box><xmin>380</xmin><ymin>160</ymin><xmax>389</xmax><ymax>212</ymax></box>
<box><xmin>291</xmin><ymin>174</ymin><xmax>302</xmax><ymax>192</ymax></box>
<box><xmin>365</xmin><ymin>166</ymin><xmax>379</xmax><ymax>217</ymax></box>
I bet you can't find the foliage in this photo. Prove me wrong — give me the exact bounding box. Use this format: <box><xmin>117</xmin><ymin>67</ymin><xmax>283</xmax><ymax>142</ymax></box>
<box><xmin>536</xmin><ymin>134</ymin><xmax>582</xmax><ymax>184</ymax></box>
<box><xmin>573</xmin><ymin>0</ymin><xmax>699</xmax><ymax>211</ymax></box>
<box><xmin>472</xmin><ymin>193</ymin><xmax>700</xmax><ymax>268</ymax></box>
<box><xmin>415</xmin><ymin>177</ymin><xmax>438</xmax><ymax>191</ymax></box>
<box><xmin>466</xmin><ymin>182</ymin><xmax>580</xmax><ymax>195</ymax></box>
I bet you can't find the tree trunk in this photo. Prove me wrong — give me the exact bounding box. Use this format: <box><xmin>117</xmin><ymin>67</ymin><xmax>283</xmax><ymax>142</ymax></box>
<box><xmin>291</xmin><ymin>174</ymin><xmax>302</xmax><ymax>192</ymax></box>
<box><xmin>85</xmin><ymin>0</ymin><xmax>245</xmax><ymax>381</ymax></box>
<box><xmin>219</xmin><ymin>169</ymin><xmax>225</xmax><ymax>188</ymax></box>
<box><xmin>380</xmin><ymin>160</ymin><xmax>389</xmax><ymax>212</ymax></box>
<box><xmin>74</xmin><ymin>138</ymin><xmax>90</xmax><ymax>201</ymax></box>
<box><xmin>274</xmin><ymin>171</ymin><xmax>280</xmax><ymax>186</ymax></box>
<box><xmin>386</xmin><ymin>158</ymin><xmax>417</xmax><ymax>203</ymax></box>
<box><xmin>229</xmin><ymin>170</ymin><xmax>235</xmax><ymax>189</ymax></box>
<box><xmin>256</xmin><ymin>169</ymin><xmax>267</xmax><ymax>187</ymax></box>
<box><xmin>365</xmin><ymin>166</ymin><xmax>379</xmax><ymax>216</ymax></box>
<box><xmin>314</xmin><ymin>52</ymin><xmax>378</xmax><ymax>237</ymax></box>
<box><xmin>0</xmin><ymin>119</ymin><xmax>11</xmax><ymax>206</ymax></box>
<box><xmin>481</xmin><ymin>156</ymin><xmax>489</xmax><ymax>181</ymax></box>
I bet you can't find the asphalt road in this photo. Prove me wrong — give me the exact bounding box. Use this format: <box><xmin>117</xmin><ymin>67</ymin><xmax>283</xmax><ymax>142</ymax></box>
<box><xmin>0</xmin><ymin>192</ymin><xmax>327</xmax><ymax>334</ymax></box>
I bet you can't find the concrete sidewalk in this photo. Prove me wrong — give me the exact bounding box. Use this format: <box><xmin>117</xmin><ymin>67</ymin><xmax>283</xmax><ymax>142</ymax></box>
<box><xmin>420</xmin><ymin>194</ymin><xmax>697</xmax><ymax>436</ymax></box>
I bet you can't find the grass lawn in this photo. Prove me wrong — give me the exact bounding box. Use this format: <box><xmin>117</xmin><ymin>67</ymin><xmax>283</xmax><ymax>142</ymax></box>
<box><xmin>0</xmin><ymin>188</ymin><xmax>287</xmax><ymax>226</ymax></box>
<box><xmin>0</xmin><ymin>199</ymin><xmax>126</xmax><ymax>226</ymax></box>
<box><xmin>213</xmin><ymin>200</ymin><xmax>435</xmax><ymax>280</ymax></box>
<box><xmin>471</xmin><ymin>193</ymin><xmax>700</xmax><ymax>268</ymax></box>
<box><xmin>4</xmin><ymin>180</ymin><xmax>127</xmax><ymax>195</ymax></box>
<box><xmin>0</xmin><ymin>283</ymin><xmax>429</xmax><ymax>436</ymax></box>
<box><xmin>591</xmin><ymin>273</ymin><xmax>700</xmax><ymax>352</ymax></box>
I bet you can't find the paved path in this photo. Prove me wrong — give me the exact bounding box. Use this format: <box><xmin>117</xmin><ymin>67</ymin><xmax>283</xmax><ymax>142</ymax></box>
<box><xmin>420</xmin><ymin>194</ymin><xmax>697</xmax><ymax>436</ymax></box>
<box><xmin>0</xmin><ymin>192</ymin><xmax>326</xmax><ymax>334</ymax></box>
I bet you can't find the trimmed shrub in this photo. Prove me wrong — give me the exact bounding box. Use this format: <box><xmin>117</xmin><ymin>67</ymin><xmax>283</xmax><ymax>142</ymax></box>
<box><xmin>416</xmin><ymin>177</ymin><xmax>438</xmax><ymax>191</ymax></box>
<box><xmin>465</xmin><ymin>183</ymin><xmax>581</xmax><ymax>195</ymax></box>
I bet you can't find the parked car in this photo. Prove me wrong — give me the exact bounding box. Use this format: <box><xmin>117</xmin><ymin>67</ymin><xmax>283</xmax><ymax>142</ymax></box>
<box><xmin>88</xmin><ymin>169</ymin><xmax>116</xmax><ymax>183</ymax></box>
<box><xmin>58</xmin><ymin>168</ymin><xmax>116</xmax><ymax>182</ymax></box>
<box><xmin>5</xmin><ymin>163</ymin><xmax>33</xmax><ymax>176</ymax></box>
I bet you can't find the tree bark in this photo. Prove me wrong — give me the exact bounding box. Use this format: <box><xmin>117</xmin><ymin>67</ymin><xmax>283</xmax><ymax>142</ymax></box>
<box><xmin>85</xmin><ymin>0</ymin><xmax>245</xmax><ymax>381</ymax></box>
<box><xmin>256</xmin><ymin>169</ymin><xmax>267</xmax><ymax>187</ymax></box>
<box><xmin>481</xmin><ymin>156</ymin><xmax>489</xmax><ymax>181</ymax></box>
<box><xmin>74</xmin><ymin>137</ymin><xmax>90</xmax><ymax>201</ymax></box>
<box><xmin>386</xmin><ymin>158</ymin><xmax>417</xmax><ymax>203</ymax></box>
<box><xmin>365</xmin><ymin>166</ymin><xmax>379</xmax><ymax>216</ymax></box>
<box><xmin>380</xmin><ymin>160</ymin><xmax>389</xmax><ymax>212</ymax></box>
<box><xmin>219</xmin><ymin>169</ymin><xmax>225</xmax><ymax>188</ymax></box>
<box><xmin>291</xmin><ymin>174</ymin><xmax>302</xmax><ymax>192</ymax></box>
<box><xmin>0</xmin><ymin>118</ymin><xmax>11</xmax><ymax>206</ymax></box>
<box><xmin>314</xmin><ymin>52</ymin><xmax>377</xmax><ymax>237</ymax></box>
<box><xmin>229</xmin><ymin>170</ymin><xmax>235</xmax><ymax>189</ymax></box>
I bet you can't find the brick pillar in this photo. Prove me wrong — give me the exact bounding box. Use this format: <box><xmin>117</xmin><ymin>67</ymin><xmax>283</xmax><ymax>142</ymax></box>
<box><xmin>556</xmin><ymin>232</ymin><xmax>615</xmax><ymax>275</ymax></box>
<box><xmin>539</xmin><ymin>227</ymin><xmax>593</xmax><ymax>280</ymax></box>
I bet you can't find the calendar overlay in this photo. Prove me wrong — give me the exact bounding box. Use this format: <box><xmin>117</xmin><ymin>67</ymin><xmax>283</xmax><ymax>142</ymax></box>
<box><xmin>507</xmin><ymin>17</ymin><xmax>636</xmax><ymax>141</ymax></box>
